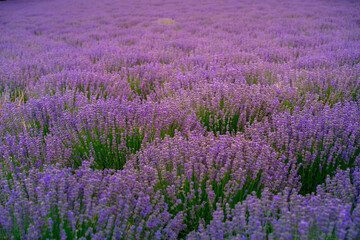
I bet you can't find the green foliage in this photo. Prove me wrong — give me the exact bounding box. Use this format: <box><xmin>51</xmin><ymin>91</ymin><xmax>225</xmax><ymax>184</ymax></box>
<box><xmin>298</xmin><ymin>140</ymin><xmax>360</xmax><ymax>195</ymax></box>
<box><xmin>198</xmin><ymin>107</ymin><xmax>241</xmax><ymax>135</ymax></box>
<box><xmin>154</xmin><ymin>161</ymin><xmax>264</xmax><ymax>238</ymax></box>
<box><xmin>69</xmin><ymin>126</ymin><xmax>144</xmax><ymax>170</ymax></box>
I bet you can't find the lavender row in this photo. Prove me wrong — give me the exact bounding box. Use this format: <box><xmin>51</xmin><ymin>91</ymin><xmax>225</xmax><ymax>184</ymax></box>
<box><xmin>245</xmin><ymin>101</ymin><xmax>360</xmax><ymax>194</ymax></box>
<box><xmin>0</xmin><ymin>161</ymin><xmax>184</xmax><ymax>240</ymax></box>
<box><xmin>0</xmin><ymin>93</ymin><xmax>203</xmax><ymax>172</ymax></box>
<box><xmin>1</xmin><ymin>163</ymin><xmax>359</xmax><ymax>239</ymax></box>
<box><xmin>187</xmin><ymin>168</ymin><xmax>360</xmax><ymax>240</ymax></box>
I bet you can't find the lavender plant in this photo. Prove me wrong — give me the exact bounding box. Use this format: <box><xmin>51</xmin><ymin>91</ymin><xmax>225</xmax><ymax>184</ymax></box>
<box><xmin>125</xmin><ymin>132</ymin><xmax>299</xmax><ymax>237</ymax></box>
<box><xmin>187</xmin><ymin>168</ymin><xmax>360</xmax><ymax>239</ymax></box>
<box><xmin>0</xmin><ymin>161</ymin><xmax>185</xmax><ymax>239</ymax></box>
<box><xmin>52</xmin><ymin>99</ymin><xmax>202</xmax><ymax>170</ymax></box>
<box><xmin>246</xmin><ymin>101</ymin><xmax>360</xmax><ymax>194</ymax></box>
<box><xmin>168</xmin><ymin>81</ymin><xmax>312</xmax><ymax>135</ymax></box>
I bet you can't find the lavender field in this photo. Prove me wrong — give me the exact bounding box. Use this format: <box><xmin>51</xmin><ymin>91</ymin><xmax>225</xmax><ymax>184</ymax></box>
<box><xmin>1</xmin><ymin>0</ymin><xmax>360</xmax><ymax>239</ymax></box>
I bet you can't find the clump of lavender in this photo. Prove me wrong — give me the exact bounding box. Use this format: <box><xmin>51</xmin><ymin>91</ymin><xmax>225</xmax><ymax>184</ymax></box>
<box><xmin>53</xmin><ymin>99</ymin><xmax>202</xmax><ymax>170</ymax></box>
<box><xmin>246</xmin><ymin>101</ymin><xmax>360</xmax><ymax>194</ymax></box>
<box><xmin>0</xmin><ymin>90</ymin><xmax>90</xmax><ymax>137</ymax></box>
<box><xmin>125</xmin><ymin>132</ymin><xmax>299</xmax><ymax>237</ymax></box>
<box><xmin>0</xmin><ymin>95</ymin><xmax>202</xmax><ymax>173</ymax></box>
<box><xmin>0</xmin><ymin>161</ymin><xmax>185</xmax><ymax>239</ymax></box>
<box><xmin>291</xmin><ymin>66</ymin><xmax>360</xmax><ymax>106</ymax></box>
<box><xmin>0</xmin><ymin>91</ymin><xmax>90</xmax><ymax>173</ymax></box>
<box><xmin>165</xmin><ymin>81</ymin><xmax>306</xmax><ymax>135</ymax></box>
<box><xmin>123</xmin><ymin>62</ymin><xmax>178</xmax><ymax>101</ymax></box>
<box><xmin>187</xmin><ymin>167</ymin><xmax>360</xmax><ymax>240</ymax></box>
<box><xmin>28</xmin><ymin>70</ymin><xmax>135</xmax><ymax>101</ymax></box>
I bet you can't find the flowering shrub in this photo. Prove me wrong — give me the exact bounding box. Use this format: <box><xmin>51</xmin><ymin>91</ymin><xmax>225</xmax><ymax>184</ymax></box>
<box><xmin>0</xmin><ymin>162</ymin><xmax>184</xmax><ymax>239</ymax></box>
<box><xmin>246</xmin><ymin>102</ymin><xmax>360</xmax><ymax>194</ymax></box>
<box><xmin>126</xmin><ymin>132</ymin><xmax>299</xmax><ymax>236</ymax></box>
<box><xmin>187</xmin><ymin>168</ymin><xmax>360</xmax><ymax>240</ymax></box>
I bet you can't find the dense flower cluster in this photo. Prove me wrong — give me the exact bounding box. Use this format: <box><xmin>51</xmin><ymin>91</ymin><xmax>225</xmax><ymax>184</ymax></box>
<box><xmin>187</xmin><ymin>168</ymin><xmax>360</xmax><ymax>240</ymax></box>
<box><xmin>0</xmin><ymin>162</ymin><xmax>184</xmax><ymax>239</ymax></box>
<box><xmin>1</xmin><ymin>0</ymin><xmax>360</xmax><ymax>239</ymax></box>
